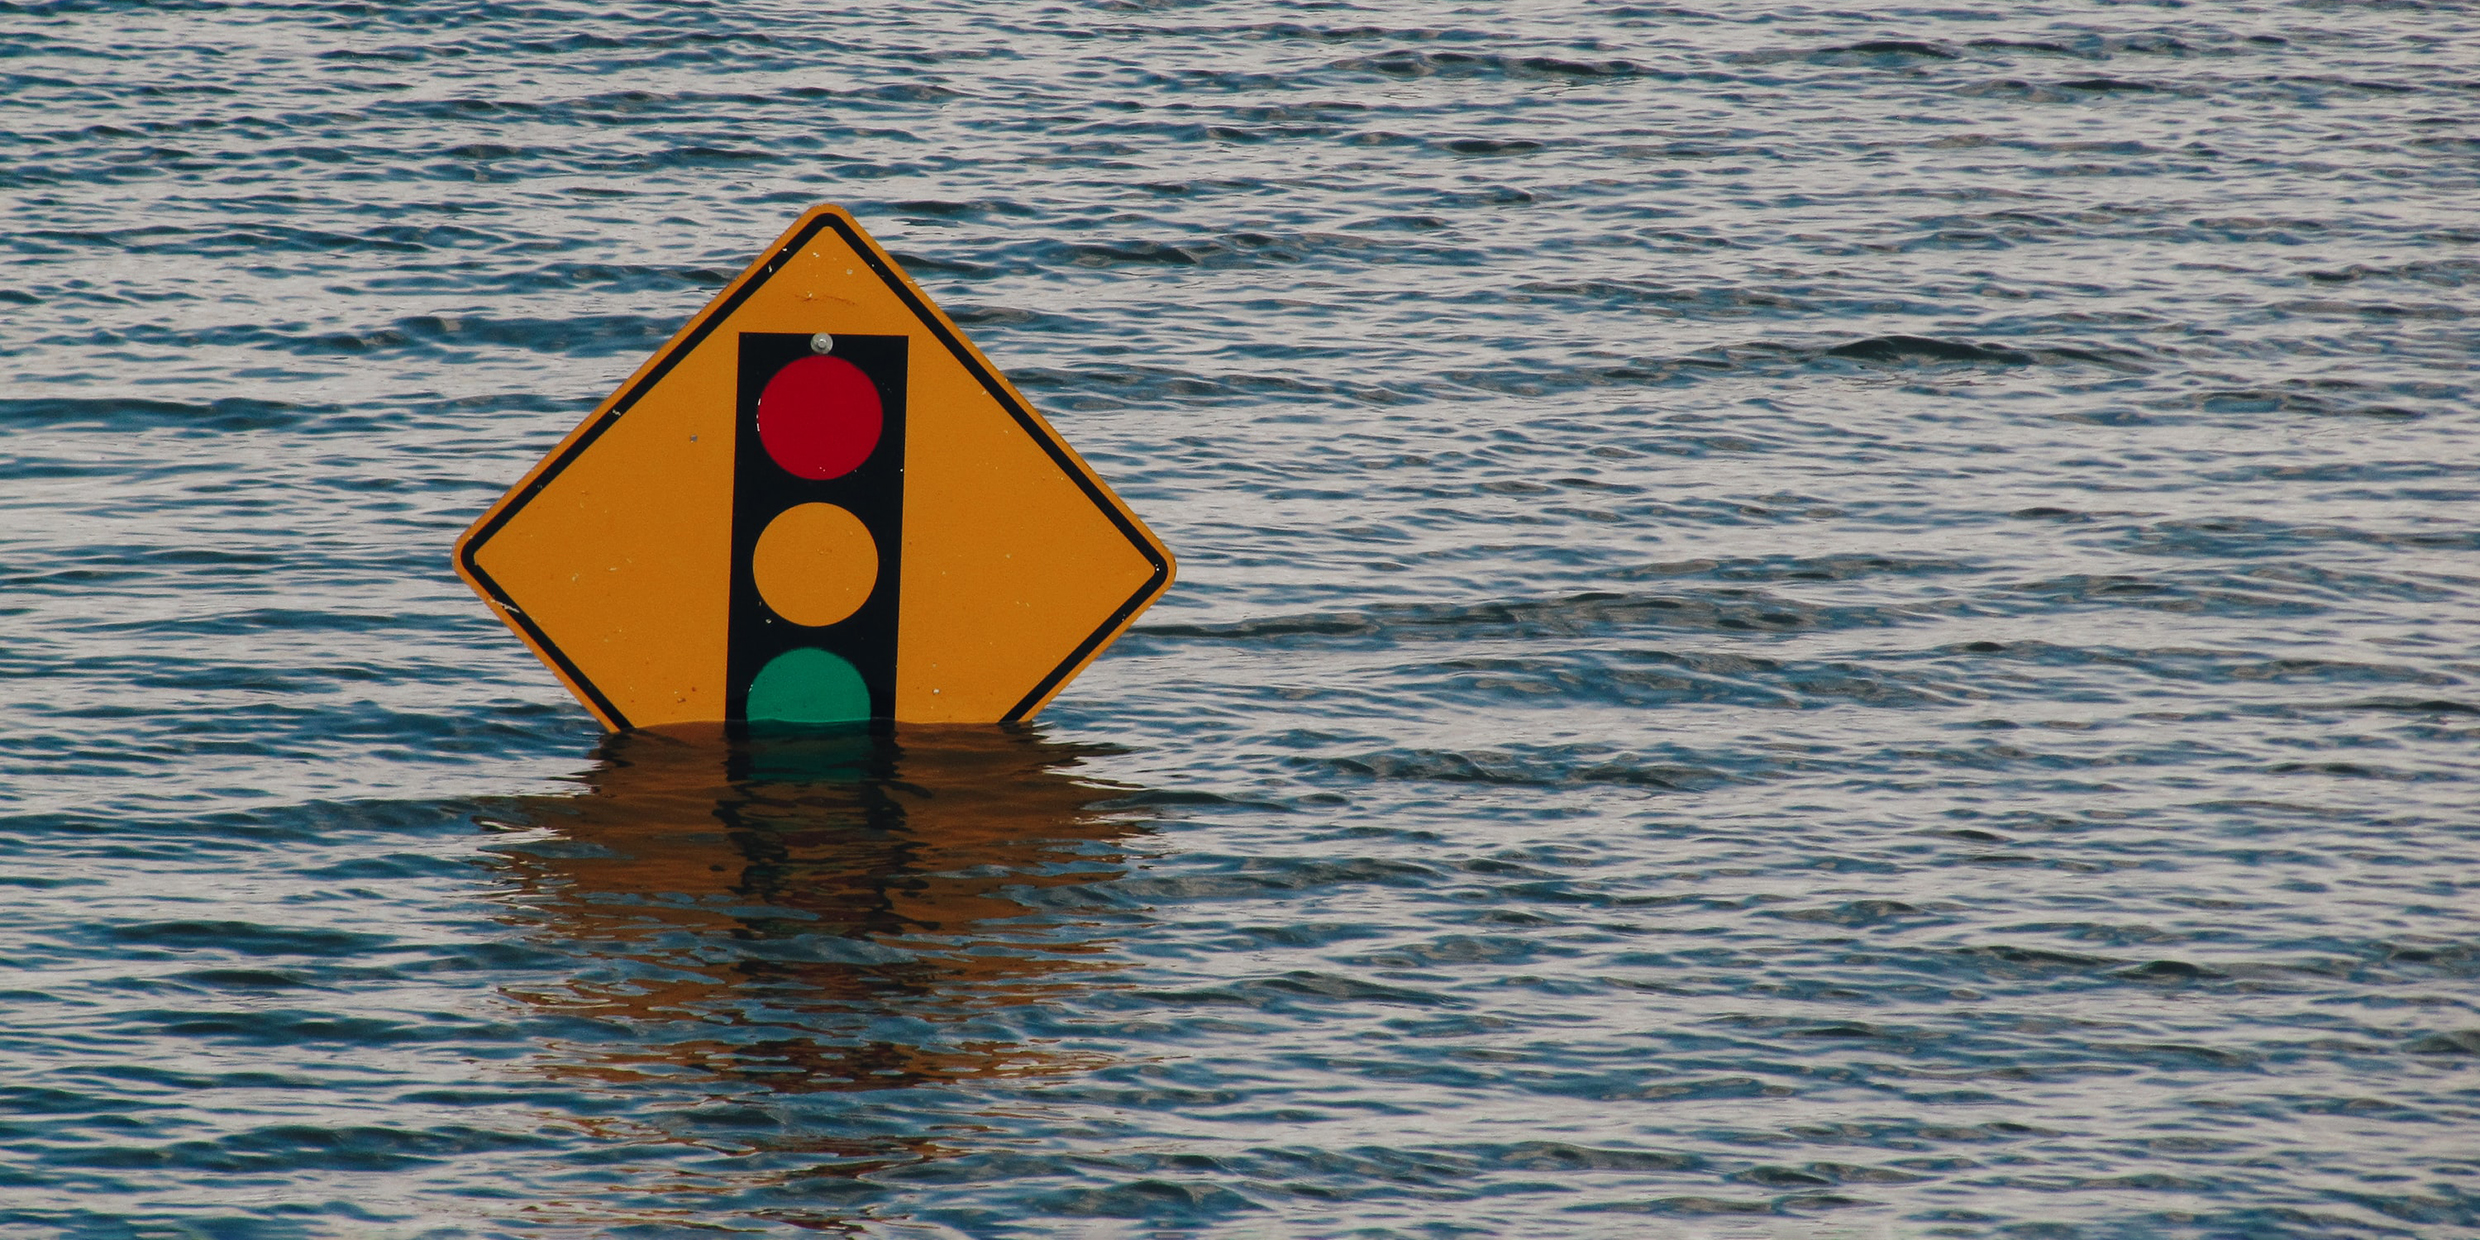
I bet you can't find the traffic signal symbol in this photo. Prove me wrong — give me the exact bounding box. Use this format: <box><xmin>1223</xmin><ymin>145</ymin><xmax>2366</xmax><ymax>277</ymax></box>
<box><xmin>453</xmin><ymin>204</ymin><xmax>1173</xmax><ymax>731</ymax></box>
<box><xmin>728</xmin><ymin>332</ymin><xmax>907</xmax><ymax>726</ymax></box>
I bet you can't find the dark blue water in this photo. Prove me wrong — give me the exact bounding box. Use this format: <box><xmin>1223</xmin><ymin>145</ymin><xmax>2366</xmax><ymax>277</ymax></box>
<box><xmin>5</xmin><ymin>3</ymin><xmax>2477</xmax><ymax>1237</ymax></box>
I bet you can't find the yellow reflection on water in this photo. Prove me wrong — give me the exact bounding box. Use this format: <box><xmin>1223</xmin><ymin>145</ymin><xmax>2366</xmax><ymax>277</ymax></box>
<box><xmin>478</xmin><ymin>724</ymin><xmax>1154</xmax><ymax>1229</ymax></box>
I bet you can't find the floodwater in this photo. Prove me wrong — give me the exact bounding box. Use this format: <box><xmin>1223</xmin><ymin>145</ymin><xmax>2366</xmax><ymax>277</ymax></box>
<box><xmin>4</xmin><ymin>2</ymin><xmax>2477</xmax><ymax>1237</ymax></box>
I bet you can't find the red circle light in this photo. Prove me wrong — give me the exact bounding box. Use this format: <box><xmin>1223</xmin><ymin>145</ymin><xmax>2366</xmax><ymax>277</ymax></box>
<box><xmin>757</xmin><ymin>355</ymin><xmax>883</xmax><ymax>480</ymax></box>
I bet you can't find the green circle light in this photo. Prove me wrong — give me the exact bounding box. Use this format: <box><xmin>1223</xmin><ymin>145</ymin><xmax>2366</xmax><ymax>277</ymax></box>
<box><xmin>746</xmin><ymin>647</ymin><xmax>873</xmax><ymax>724</ymax></box>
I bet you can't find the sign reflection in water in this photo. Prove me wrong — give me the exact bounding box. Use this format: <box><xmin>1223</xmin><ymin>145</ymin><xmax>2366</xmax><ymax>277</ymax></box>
<box><xmin>476</xmin><ymin>725</ymin><xmax>1154</xmax><ymax>1219</ymax></box>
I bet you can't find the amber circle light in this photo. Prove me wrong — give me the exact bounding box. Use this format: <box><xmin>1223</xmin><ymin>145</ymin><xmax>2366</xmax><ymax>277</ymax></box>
<box><xmin>751</xmin><ymin>501</ymin><xmax>877</xmax><ymax>627</ymax></box>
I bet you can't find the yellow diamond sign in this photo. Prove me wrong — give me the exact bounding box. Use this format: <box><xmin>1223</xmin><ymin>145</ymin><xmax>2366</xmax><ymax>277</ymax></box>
<box><xmin>453</xmin><ymin>205</ymin><xmax>1174</xmax><ymax>729</ymax></box>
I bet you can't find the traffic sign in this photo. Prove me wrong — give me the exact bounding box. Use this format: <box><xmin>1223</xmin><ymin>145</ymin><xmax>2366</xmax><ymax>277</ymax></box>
<box><xmin>453</xmin><ymin>205</ymin><xmax>1174</xmax><ymax>729</ymax></box>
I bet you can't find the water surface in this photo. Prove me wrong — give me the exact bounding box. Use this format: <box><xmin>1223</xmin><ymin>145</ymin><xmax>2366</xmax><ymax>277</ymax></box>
<box><xmin>3</xmin><ymin>2</ymin><xmax>2477</xmax><ymax>1236</ymax></box>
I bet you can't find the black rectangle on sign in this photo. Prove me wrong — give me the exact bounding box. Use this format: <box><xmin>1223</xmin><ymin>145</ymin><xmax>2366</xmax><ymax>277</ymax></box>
<box><xmin>726</xmin><ymin>332</ymin><xmax>908</xmax><ymax>726</ymax></box>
